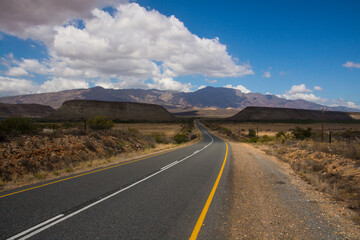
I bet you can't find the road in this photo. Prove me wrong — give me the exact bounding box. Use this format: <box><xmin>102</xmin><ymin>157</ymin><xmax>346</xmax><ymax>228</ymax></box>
<box><xmin>0</xmin><ymin>121</ymin><xmax>231</xmax><ymax>240</ymax></box>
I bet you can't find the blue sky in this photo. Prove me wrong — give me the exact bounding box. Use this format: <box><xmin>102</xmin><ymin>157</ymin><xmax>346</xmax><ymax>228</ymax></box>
<box><xmin>0</xmin><ymin>0</ymin><xmax>359</xmax><ymax>108</ymax></box>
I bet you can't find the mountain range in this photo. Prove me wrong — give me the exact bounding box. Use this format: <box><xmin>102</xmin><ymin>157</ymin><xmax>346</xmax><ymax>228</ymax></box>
<box><xmin>0</xmin><ymin>86</ymin><xmax>355</xmax><ymax>112</ymax></box>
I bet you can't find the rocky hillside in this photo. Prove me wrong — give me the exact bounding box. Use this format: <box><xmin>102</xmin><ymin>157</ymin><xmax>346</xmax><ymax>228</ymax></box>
<box><xmin>0</xmin><ymin>103</ymin><xmax>54</xmax><ymax>118</ymax></box>
<box><xmin>49</xmin><ymin>100</ymin><xmax>176</xmax><ymax>122</ymax></box>
<box><xmin>228</xmin><ymin>106</ymin><xmax>354</xmax><ymax>121</ymax></box>
<box><xmin>0</xmin><ymin>86</ymin><xmax>330</xmax><ymax>111</ymax></box>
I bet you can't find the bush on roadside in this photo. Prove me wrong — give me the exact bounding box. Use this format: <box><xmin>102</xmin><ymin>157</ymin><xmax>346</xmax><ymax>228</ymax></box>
<box><xmin>87</xmin><ymin>116</ymin><xmax>114</xmax><ymax>130</ymax></box>
<box><xmin>174</xmin><ymin>133</ymin><xmax>187</xmax><ymax>144</ymax></box>
<box><xmin>0</xmin><ymin>117</ymin><xmax>37</xmax><ymax>134</ymax></box>
<box><xmin>248</xmin><ymin>128</ymin><xmax>256</xmax><ymax>137</ymax></box>
<box><xmin>292</xmin><ymin>127</ymin><xmax>313</xmax><ymax>140</ymax></box>
<box><xmin>151</xmin><ymin>132</ymin><xmax>168</xmax><ymax>144</ymax></box>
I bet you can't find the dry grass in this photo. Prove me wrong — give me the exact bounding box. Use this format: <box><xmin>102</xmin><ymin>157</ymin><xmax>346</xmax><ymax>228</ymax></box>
<box><xmin>114</xmin><ymin>123</ymin><xmax>182</xmax><ymax>137</ymax></box>
<box><xmin>205</xmin><ymin>121</ymin><xmax>360</xmax><ymax>224</ymax></box>
<box><xmin>0</xmin><ymin>122</ymin><xmax>199</xmax><ymax>192</ymax></box>
<box><xmin>220</xmin><ymin>122</ymin><xmax>360</xmax><ymax>137</ymax></box>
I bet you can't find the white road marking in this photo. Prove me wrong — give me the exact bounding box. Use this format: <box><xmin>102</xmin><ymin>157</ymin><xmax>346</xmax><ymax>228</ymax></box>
<box><xmin>7</xmin><ymin>214</ymin><xmax>64</xmax><ymax>240</ymax></box>
<box><xmin>8</xmin><ymin>124</ymin><xmax>214</xmax><ymax>240</ymax></box>
<box><xmin>161</xmin><ymin>161</ymin><xmax>179</xmax><ymax>170</ymax></box>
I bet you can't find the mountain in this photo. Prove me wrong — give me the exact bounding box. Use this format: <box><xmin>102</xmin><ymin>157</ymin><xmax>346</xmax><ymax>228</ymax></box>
<box><xmin>49</xmin><ymin>100</ymin><xmax>176</xmax><ymax>122</ymax></box>
<box><xmin>228</xmin><ymin>106</ymin><xmax>354</xmax><ymax>122</ymax></box>
<box><xmin>0</xmin><ymin>103</ymin><xmax>55</xmax><ymax>118</ymax></box>
<box><xmin>0</xmin><ymin>86</ymin><xmax>349</xmax><ymax>112</ymax></box>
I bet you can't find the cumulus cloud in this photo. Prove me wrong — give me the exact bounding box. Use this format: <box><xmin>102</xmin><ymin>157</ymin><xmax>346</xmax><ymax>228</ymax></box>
<box><xmin>6</xmin><ymin>67</ymin><xmax>29</xmax><ymax>77</ymax></box>
<box><xmin>330</xmin><ymin>98</ymin><xmax>359</xmax><ymax>109</ymax></box>
<box><xmin>262</xmin><ymin>71</ymin><xmax>271</xmax><ymax>78</ymax></box>
<box><xmin>343</xmin><ymin>61</ymin><xmax>360</xmax><ymax>69</ymax></box>
<box><xmin>197</xmin><ymin>85</ymin><xmax>207</xmax><ymax>90</ymax></box>
<box><xmin>314</xmin><ymin>86</ymin><xmax>323</xmax><ymax>91</ymax></box>
<box><xmin>276</xmin><ymin>84</ymin><xmax>360</xmax><ymax>109</ymax></box>
<box><xmin>0</xmin><ymin>76</ymin><xmax>37</xmax><ymax>96</ymax></box>
<box><xmin>223</xmin><ymin>84</ymin><xmax>251</xmax><ymax>94</ymax></box>
<box><xmin>288</xmin><ymin>84</ymin><xmax>313</xmax><ymax>94</ymax></box>
<box><xmin>204</xmin><ymin>79</ymin><xmax>218</xmax><ymax>83</ymax></box>
<box><xmin>0</xmin><ymin>3</ymin><xmax>253</xmax><ymax>94</ymax></box>
<box><xmin>39</xmin><ymin>77</ymin><xmax>89</xmax><ymax>93</ymax></box>
<box><xmin>277</xmin><ymin>84</ymin><xmax>325</xmax><ymax>103</ymax></box>
<box><xmin>0</xmin><ymin>76</ymin><xmax>89</xmax><ymax>96</ymax></box>
<box><xmin>0</xmin><ymin>0</ymin><xmax>126</xmax><ymax>43</ymax></box>
<box><xmin>52</xmin><ymin>4</ymin><xmax>253</xmax><ymax>78</ymax></box>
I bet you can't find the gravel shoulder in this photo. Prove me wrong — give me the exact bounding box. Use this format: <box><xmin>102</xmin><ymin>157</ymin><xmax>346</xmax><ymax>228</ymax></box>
<box><xmin>229</xmin><ymin>142</ymin><xmax>360</xmax><ymax>239</ymax></box>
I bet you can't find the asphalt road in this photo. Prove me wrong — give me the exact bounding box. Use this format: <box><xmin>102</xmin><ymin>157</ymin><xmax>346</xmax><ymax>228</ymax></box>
<box><xmin>0</xmin><ymin>121</ymin><xmax>231</xmax><ymax>240</ymax></box>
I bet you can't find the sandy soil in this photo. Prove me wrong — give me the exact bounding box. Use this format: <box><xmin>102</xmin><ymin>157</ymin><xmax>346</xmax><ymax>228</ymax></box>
<box><xmin>229</xmin><ymin>142</ymin><xmax>360</xmax><ymax>239</ymax></box>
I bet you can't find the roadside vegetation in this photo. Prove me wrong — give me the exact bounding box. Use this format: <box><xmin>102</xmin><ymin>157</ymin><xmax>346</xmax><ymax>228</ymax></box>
<box><xmin>203</xmin><ymin>121</ymin><xmax>360</xmax><ymax>224</ymax></box>
<box><xmin>0</xmin><ymin>117</ymin><xmax>198</xmax><ymax>191</ymax></box>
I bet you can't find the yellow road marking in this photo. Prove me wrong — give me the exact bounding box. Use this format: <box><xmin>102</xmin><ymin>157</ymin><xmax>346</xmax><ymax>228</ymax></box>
<box><xmin>189</xmin><ymin>141</ymin><xmax>228</xmax><ymax>240</ymax></box>
<box><xmin>0</xmin><ymin>145</ymin><xmax>190</xmax><ymax>199</ymax></box>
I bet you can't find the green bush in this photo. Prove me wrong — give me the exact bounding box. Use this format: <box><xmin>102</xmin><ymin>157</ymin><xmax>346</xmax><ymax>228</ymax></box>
<box><xmin>248</xmin><ymin>128</ymin><xmax>256</xmax><ymax>137</ymax></box>
<box><xmin>276</xmin><ymin>131</ymin><xmax>286</xmax><ymax>138</ymax></box>
<box><xmin>151</xmin><ymin>132</ymin><xmax>166</xmax><ymax>144</ymax></box>
<box><xmin>0</xmin><ymin>117</ymin><xmax>37</xmax><ymax>134</ymax></box>
<box><xmin>87</xmin><ymin>116</ymin><xmax>114</xmax><ymax>130</ymax></box>
<box><xmin>292</xmin><ymin>127</ymin><xmax>313</xmax><ymax>140</ymax></box>
<box><xmin>174</xmin><ymin>133</ymin><xmax>187</xmax><ymax>144</ymax></box>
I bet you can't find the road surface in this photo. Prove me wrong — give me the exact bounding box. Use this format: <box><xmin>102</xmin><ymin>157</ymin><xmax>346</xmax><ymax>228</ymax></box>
<box><xmin>0</xmin><ymin>121</ymin><xmax>231</xmax><ymax>239</ymax></box>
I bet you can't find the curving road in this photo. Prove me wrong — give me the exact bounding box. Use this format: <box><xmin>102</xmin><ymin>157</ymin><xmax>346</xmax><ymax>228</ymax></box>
<box><xmin>0</xmin><ymin>121</ymin><xmax>231</xmax><ymax>240</ymax></box>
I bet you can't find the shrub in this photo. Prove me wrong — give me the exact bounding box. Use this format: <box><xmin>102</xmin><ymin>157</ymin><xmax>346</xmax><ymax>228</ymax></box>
<box><xmin>151</xmin><ymin>132</ymin><xmax>166</xmax><ymax>144</ymax></box>
<box><xmin>0</xmin><ymin>117</ymin><xmax>37</xmax><ymax>134</ymax></box>
<box><xmin>248</xmin><ymin>128</ymin><xmax>256</xmax><ymax>137</ymax></box>
<box><xmin>292</xmin><ymin>127</ymin><xmax>313</xmax><ymax>140</ymax></box>
<box><xmin>276</xmin><ymin>131</ymin><xmax>286</xmax><ymax>138</ymax></box>
<box><xmin>87</xmin><ymin>116</ymin><xmax>114</xmax><ymax>130</ymax></box>
<box><xmin>174</xmin><ymin>133</ymin><xmax>187</xmax><ymax>144</ymax></box>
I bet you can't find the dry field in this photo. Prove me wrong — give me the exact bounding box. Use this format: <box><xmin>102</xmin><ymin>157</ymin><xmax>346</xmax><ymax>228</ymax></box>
<box><xmin>220</xmin><ymin>122</ymin><xmax>360</xmax><ymax>137</ymax></box>
<box><xmin>114</xmin><ymin>123</ymin><xmax>182</xmax><ymax>137</ymax></box>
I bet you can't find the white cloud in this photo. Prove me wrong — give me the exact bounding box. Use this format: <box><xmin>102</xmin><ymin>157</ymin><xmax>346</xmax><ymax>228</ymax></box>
<box><xmin>204</xmin><ymin>79</ymin><xmax>218</xmax><ymax>83</ymax></box>
<box><xmin>6</xmin><ymin>67</ymin><xmax>29</xmax><ymax>77</ymax></box>
<box><xmin>0</xmin><ymin>0</ymin><xmax>126</xmax><ymax>43</ymax></box>
<box><xmin>288</xmin><ymin>84</ymin><xmax>313</xmax><ymax>94</ymax></box>
<box><xmin>0</xmin><ymin>76</ymin><xmax>37</xmax><ymax>96</ymax></box>
<box><xmin>329</xmin><ymin>98</ymin><xmax>360</xmax><ymax>109</ymax></box>
<box><xmin>197</xmin><ymin>85</ymin><xmax>207</xmax><ymax>90</ymax></box>
<box><xmin>223</xmin><ymin>84</ymin><xmax>251</xmax><ymax>94</ymax></box>
<box><xmin>314</xmin><ymin>86</ymin><xmax>323</xmax><ymax>91</ymax></box>
<box><xmin>262</xmin><ymin>71</ymin><xmax>271</xmax><ymax>78</ymax></box>
<box><xmin>277</xmin><ymin>84</ymin><xmax>360</xmax><ymax>109</ymax></box>
<box><xmin>343</xmin><ymin>61</ymin><xmax>360</xmax><ymax>69</ymax></box>
<box><xmin>278</xmin><ymin>84</ymin><xmax>325</xmax><ymax>103</ymax></box>
<box><xmin>0</xmin><ymin>2</ymin><xmax>253</xmax><ymax>95</ymax></box>
<box><xmin>39</xmin><ymin>77</ymin><xmax>89</xmax><ymax>92</ymax></box>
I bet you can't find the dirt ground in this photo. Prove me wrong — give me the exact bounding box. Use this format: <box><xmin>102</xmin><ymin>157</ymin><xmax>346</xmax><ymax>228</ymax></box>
<box><xmin>229</xmin><ymin>142</ymin><xmax>360</xmax><ymax>239</ymax></box>
<box><xmin>222</xmin><ymin>122</ymin><xmax>360</xmax><ymax>137</ymax></box>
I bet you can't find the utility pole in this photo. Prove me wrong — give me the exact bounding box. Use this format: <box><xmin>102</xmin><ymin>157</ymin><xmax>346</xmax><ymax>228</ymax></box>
<box><xmin>256</xmin><ymin>123</ymin><xmax>259</xmax><ymax>138</ymax></box>
<box><xmin>321</xmin><ymin>108</ymin><xmax>325</xmax><ymax>142</ymax></box>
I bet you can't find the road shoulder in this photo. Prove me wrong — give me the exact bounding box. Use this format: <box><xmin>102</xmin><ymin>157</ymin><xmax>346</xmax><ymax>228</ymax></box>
<box><xmin>229</xmin><ymin>142</ymin><xmax>360</xmax><ymax>239</ymax></box>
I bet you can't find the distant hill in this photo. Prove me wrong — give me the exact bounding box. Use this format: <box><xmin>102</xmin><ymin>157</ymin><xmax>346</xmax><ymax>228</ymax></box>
<box><xmin>0</xmin><ymin>86</ymin><xmax>355</xmax><ymax>112</ymax></box>
<box><xmin>49</xmin><ymin>100</ymin><xmax>176</xmax><ymax>122</ymax></box>
<box><xmin>0</xmin><ymin>103</ymin><xmax>54</xmax><ymax>118</ymax></box>
<box><xmin>228</xmin><ymin>106</ymin><xmax>355</xmax><ymax>122</ymax></box>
